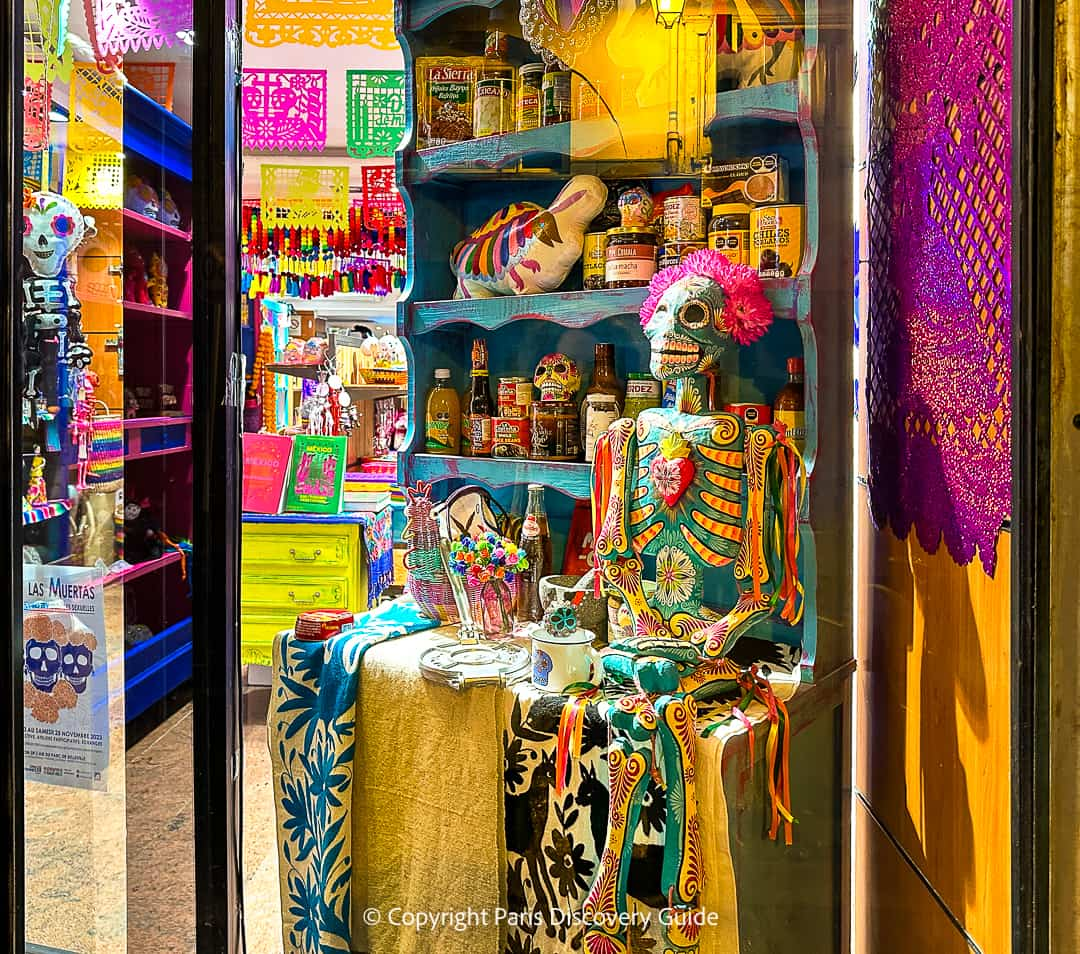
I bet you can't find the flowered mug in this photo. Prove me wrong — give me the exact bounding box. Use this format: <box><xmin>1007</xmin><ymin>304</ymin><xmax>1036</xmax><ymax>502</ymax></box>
<box><xmin>531</xmin><ymin>626</ymin><xmax>602</xmax><ymax>693</ymax></box>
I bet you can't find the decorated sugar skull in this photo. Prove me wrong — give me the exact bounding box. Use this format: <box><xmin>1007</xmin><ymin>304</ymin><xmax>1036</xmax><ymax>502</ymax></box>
<box><xmin>125</xmin><ymin>175</ymin><xmax>160</xmax><ymax>219</ymax></box>
<box><xmin>25</xmin><ymin>637</ymin><xmax>62</xmax><ymax>692</ymax></box>
<box><xmin>160</xmin><ymin>189</ymin><xmax>182</xmax><ymax>228</ymax></box>
<box><xmin>61</xmin><ymin>639</ymin><xmax>94</xmax><ymax>694</ymax></box>
<box><xmin>640</xmin><ymin>249</ymin><xmax>772</xmax><ymax>382</ymax></box>
<box><xmin>533</xmin><ymin>352</ymin><xmax>580</xmax><ymax>402</ymax></box>
<box><xmin>22</xmin><ymin>191</ymin><xmax>95</xmax><ymax>278</ymax></box>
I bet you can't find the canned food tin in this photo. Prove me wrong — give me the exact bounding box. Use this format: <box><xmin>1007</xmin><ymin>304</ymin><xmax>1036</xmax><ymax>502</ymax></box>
<box><xmin>605</xmin><ymin>226</ymin><xmax>657</xmax><ymax>288</ymax></box>
<box><xmin>724</xmin><ymin>402</ymin><xmax>773</xmax><ymax>425</ymax></box>
<box><xmin>750</xmin><ymin>204</ymin><xmax>804</xmax><ymax>278</ymax></box>
<box><xmin>497</xmin><ymin>377</ymin><xmax>532</xmax><ymax>418</ymax></box>
<box><xmin>492</xmin><ymin>416</ymin><xmax>531</xmax><ymax>458</ymax></box>
<box><xmin>708</xmin><ymin>210</ymin><xmax>751</xmax><ymax>266</ymax></box>
<box><xmin>530</xmin><ymin>401</ymin><xmax>581</xmax><ymax>460</ymax></box>
<box><xmin>662</xmin><ymin>195</ymin><xmax>706</xmax><ymax>243</ymax></box>
<box><xmin>658</xmin><ymin>241</ymin><xmax>705</xmax><ymax>270</ymax></box>
<box><xmin>583</xmin><ymin>231</ymin><xmax>608</xmax><ymax>290</ymax></box>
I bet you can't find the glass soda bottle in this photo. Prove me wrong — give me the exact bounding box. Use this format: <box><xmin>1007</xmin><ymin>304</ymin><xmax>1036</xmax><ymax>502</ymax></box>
<box><xmin>517</xmin><ymin>483</ymin><xmax>553</xmax><ymax>622</ymax></box>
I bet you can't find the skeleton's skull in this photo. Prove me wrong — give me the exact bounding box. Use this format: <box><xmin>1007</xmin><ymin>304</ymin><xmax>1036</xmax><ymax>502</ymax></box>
<box><xmin>61</xmin><ymin>641</ymin><xmax>94</xmax><ymax>694</ymax></box>
<box><xmin>534</xmin><ymin>352</ymin><xmax>581</xmax><ymax>402</ymax></box>
<box><xmin>642</xmin><ymin>274</ymin><xmax>735</xmax><ymax>380</ymax></box>
<box><xmin>23</xmin><ymin>192</ymin><xmax>95</xmax><ymax>279</ymax></box>
<box><xmin>25</xmin><ymin>638</ymin><xmax>62</xmax><ymax>692</ymax></box>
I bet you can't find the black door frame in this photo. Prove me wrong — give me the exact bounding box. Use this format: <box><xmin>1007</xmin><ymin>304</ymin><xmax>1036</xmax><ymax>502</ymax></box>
<box><xmin>2</xmin><ymin>0</ymin><xmax>26</xmax><ymax>946</ymax></box>
<box><xmin>0</xmin><ymin>0</ymin><xmax>245</xmax><ymax>949</ymax></box>
<box><xmin>1011</xmin><ymin>0</ymin><xmax>1054</xmax><ymax>946</ymax></box>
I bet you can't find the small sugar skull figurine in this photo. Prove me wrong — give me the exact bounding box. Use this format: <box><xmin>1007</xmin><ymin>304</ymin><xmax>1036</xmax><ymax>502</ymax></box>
<box><xmin>159</xmin><ymin>189</ymin><xmax>182</xmax><ymax>228</ymax></box>
<box><xmin>533</xmin><ymin>352</ymin><xmax>580</xmax><ymax>403</ymax></box>
<box><xmin>125</xmin><ymin>175</ymin><xmax>160</xmax><ymax>219</ymax></box>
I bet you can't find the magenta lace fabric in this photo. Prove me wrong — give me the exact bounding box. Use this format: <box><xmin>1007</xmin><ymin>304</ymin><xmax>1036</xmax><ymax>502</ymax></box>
<box><xmin>865</xmin><ymin>0</ymin><xmax>1012</xmax><ymax>575</ymax></box>
<box><xmin>242</xmin><ymin>69</ymin><xmax>327</xmax><ymax>152</ymax></box>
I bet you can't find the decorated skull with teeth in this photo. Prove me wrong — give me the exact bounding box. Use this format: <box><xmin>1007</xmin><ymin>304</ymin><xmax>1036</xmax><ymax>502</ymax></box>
<box><xmin>533</xmin><ymin>352</ymin><xmax>581</xmax><ymax>403</ymax></box>
<box><xmin>25</xmin><ymin>637</ymin><xmax>62</xmax><ymax>692</ymax></box>
<box><xmin>61</xmin><ymin>640</ymin><xmax>94</xmax><ymax>694</ymax></box>
<box><xmin>23</xmin><ymin>191</ymin><xmax>95</xmax><ymax>279</ymax></box>
<box><xmin>642</xmin><ymin>273</ymin><xmax>734</xmax><ymax>381</ymax></box>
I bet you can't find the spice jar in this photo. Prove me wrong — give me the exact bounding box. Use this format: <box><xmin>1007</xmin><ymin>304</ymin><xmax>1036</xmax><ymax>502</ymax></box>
<box><xmin>530</xmin><ymin>401</ymin><xmax>581</xmax><ymax>460</ymax></box>
<box><xmin>541</xmin><ymin>63</ymin><xmax>571</xmax><ymax>126</ymax></box>
<box><xmin>708</xmin><ymin>207</ymin><xmax>751</xmax><ymax>266</ymax></box>
<box><xmin>516</xmin><ymin>63</ymin><xmax>544</xmax><ymax>132</ymax></box>
<box><xmin>582</xmin><ymin>231</ymin><xmax>608</xmax><ymax>289</ymax></box>
<box><xmin>605</xmin><ymin>227</ymin><xmax>657</xmax><ymax>288</ymax></box>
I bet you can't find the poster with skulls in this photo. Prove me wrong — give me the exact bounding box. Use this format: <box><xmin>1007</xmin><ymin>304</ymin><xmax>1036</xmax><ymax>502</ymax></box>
<box><xmin>22</xmin><ymin>564</ymin><xmax>109</xmax><ymax>791</ymax></box>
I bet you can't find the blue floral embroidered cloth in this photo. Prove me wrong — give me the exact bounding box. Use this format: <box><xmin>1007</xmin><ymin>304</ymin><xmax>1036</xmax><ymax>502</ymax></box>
<box><xmin>269</xmin><ymin>598</ymin><xmax>438</xmax><ymax>954</ymax></box>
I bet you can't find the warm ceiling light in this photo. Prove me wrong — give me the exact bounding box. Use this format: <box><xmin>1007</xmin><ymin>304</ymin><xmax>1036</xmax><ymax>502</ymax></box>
<box><xmin>652</xmin><ymin>0</ymin><xmax>685</xmax><ymax>28</ymax></box>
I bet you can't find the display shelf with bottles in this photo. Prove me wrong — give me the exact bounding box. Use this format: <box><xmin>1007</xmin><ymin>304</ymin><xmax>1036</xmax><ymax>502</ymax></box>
<box><xmin>394</xmin><ymin>0</ymin><xmax>852</xmax><ymax>683</ymax></box>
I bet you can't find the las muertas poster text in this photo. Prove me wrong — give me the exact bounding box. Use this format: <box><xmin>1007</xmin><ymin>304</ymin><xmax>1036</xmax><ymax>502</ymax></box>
<box><xmin>23</xmin><ymin>563</ymin><xmax>110</xmax><ymax>791</ymax></box>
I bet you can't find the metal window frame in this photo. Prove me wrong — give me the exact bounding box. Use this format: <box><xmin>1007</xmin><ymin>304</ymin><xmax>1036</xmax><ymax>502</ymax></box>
<box><xmin>1011</xmin><ymin>0</ymin><xmax>1054</xmax><ymax>946</ymax></box>
<box><xmin>0</xmin><ymin>0</ymin><xmax>244</xmax><ymax>950</ymax></box>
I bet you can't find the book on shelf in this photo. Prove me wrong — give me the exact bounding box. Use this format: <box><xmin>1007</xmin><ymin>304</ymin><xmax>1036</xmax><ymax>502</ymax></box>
<box><xmin>342</xmin><ymin>490</ymin><xmax>392</xmax><ymax>513</ymax></box>
<box><xmin>241</xmin><ymin>433</ymin><xmax>294</xmax><ymax>514</ymax></box>
<box><xmin>284</xmin><ymin>435</ymin><xmax>348</xmax><ymax>515</ymax></box>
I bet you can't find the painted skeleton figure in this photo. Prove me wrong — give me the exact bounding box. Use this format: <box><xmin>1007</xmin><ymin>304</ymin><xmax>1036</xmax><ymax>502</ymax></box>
<box><xmin>584</xmin><ymin>251</ymin><xmax>805</xmax><ymax>954</ymax></box>
<box><xmin>21</xmin><ymin>191</ymin><xmax>96</xmax><ymax>420</ymax></box>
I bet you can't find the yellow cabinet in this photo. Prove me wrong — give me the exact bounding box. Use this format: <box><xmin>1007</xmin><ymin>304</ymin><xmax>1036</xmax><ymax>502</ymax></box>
<box><xmin>241</xmin><ymin>515</ymin><xmax>369</xmax><ymax>666</ymax></box>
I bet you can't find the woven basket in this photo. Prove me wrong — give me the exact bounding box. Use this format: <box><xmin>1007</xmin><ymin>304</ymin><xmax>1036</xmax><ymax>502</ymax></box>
<box><xmin>87</xmin><ymin>409</ymin><xmax>123</xmax><ymax>485</ymax></box>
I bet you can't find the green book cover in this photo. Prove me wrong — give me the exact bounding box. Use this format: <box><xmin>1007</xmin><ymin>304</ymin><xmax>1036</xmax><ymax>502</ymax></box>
<box><xmin>283</xmin><ymin>435</ymin><xmax>347</xmax><ymax>514</ymax></box>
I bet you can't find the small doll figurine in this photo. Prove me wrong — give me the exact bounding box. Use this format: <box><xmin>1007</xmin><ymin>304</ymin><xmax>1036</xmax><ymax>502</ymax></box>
<box><xmin>147</xmin><ymin>252</ymin><xmax>169</xmax><ymax>309</ymax></box>
<box><xmin>26</xmin><ymin>447</ymin><xmax>48</xmax><ymax>505</ymax></box>
<box><xmin>71</xmin><ymin>370</ymin><xmax>98</xmax><ymax>490</ymax></box>
<box><xmin>124</xmin><ymin>247</ymin><xmax>151</xmax><ymax>305</ymax></box>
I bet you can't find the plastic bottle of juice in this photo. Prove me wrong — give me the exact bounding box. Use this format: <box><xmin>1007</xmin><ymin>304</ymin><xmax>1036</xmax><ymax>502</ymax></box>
<box><xmin>425</xmin><ymin>368</ymin><xmax>461</xmax><ymax>454</ymax></box>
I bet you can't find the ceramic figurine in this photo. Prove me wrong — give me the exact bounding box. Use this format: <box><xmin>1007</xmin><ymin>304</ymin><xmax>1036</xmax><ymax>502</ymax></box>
<box><xmin>21</xmin><ymin>191</ymin><xmax>96</xmax><ymax>419</ymax></box>
<box><xmin>125</xmin><ymin>175</ymin><xmax>160</xmax><ymax>219</ymax></box>
<box><xmin>147</xmin><ymin>252</ymin><xmax>169</xmax><ymax>309</ymax></box>
<box><xmin>583</xmin><ymin>249</ymin><xmax>805</xmax><ymax>954</ymax></box>
<box><xmin>159</xmin><ymin>188</ymin><xmax>182</xmax><ymax>228</ymax></box>
<box><xmin>533</xmin><ymin>352</ymin><xmax>581</xmax><ymax>402</ymax></box>
<box><xmin>25</xmin><ymin>448</ymin><xmax>48</xmax><ymax>506</ymax></box>
<box><xmin>124</xmin><ymin>247</ymin><xmax>151</xmax><ymax>305</ymax></box>
<box><xmin>450</xmin><ymin>175</ymin><xmax>608</xmax><ymax>298</ymax></box>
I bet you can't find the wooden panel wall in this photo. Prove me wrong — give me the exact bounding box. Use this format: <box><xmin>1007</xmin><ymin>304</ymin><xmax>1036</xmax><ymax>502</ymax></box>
<box><xmin>856</xmin><ymin>496</ymin><xmax>1011</xmax><ymax>953</ymax></box>
<box><xmin>1051</xmin><ymin>0</ymin><xmax>1080</xmax><ymax>945</ymax></box>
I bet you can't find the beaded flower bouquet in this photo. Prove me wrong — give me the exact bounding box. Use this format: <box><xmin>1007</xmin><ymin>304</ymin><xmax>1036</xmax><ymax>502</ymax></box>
<box><xmin>448</xmin><ymin>530</ymin><xmax>527</xmax><ymax>638</ymax></box>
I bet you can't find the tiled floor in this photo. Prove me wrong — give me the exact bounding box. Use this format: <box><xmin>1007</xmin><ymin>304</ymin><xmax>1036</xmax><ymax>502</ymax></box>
<box><xmin>122</xmin><ymin>689</ymin><xmax>281</xmax><ymax>954</ymax></box>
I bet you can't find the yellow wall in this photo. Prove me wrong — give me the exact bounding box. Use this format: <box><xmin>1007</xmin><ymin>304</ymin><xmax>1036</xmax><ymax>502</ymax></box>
<box><xmin>856</xmin><ymin>501</ymin><xmax>1011</xmax><ymax>952</ymax></box>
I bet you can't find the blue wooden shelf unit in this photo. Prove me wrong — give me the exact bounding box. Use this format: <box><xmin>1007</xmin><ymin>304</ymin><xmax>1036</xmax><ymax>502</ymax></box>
<box><xmin>394</xmin><ymin>0</ymin><xmax>844</xmax><ymax>674</ymax></box>
<box><xmin>119</xmin><ymin>90</ymin><xmax>196</xmax><ymax>721</ymax></box>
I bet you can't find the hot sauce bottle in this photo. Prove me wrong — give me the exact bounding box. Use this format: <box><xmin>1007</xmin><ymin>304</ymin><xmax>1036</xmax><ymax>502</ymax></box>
<box><xmin>466</xmin><ymin>339</ymin><xmax>494</xmax><ymax>456</ymax></box>
<box><xmin>773</xmin><ymin>356</ymin><xmax>806</xmax><ymax>454</ymax></box>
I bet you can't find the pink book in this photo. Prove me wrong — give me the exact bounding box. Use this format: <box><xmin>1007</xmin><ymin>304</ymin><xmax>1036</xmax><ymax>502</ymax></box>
<box><xmin>242</xmin><ymin>433</ymin><xmax>294</xmax><ymax>514</ymax></box>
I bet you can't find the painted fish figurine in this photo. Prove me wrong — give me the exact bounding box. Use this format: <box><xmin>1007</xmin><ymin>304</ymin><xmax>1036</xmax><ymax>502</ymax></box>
<box><xmin>450</xmin><ymin>174</ymin><xmax>608</xmax><ymax>299</ymax></box>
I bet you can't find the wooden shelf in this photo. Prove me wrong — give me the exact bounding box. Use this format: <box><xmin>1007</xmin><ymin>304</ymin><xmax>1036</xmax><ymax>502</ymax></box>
<box><xmin>704</xmin><ymin>80</ymin><xmax>801</xmax><ymax>134</ymax></box>
<box><xmin>410</xmin><ymin>453</ymin><xmax>592</xmax><ymax>499</ymax></box>
<box><xmin>122</xmin><ymin>209</ymin><xmax>192</xmax><ymax>244</ymax></box>
<box><xmin>104</xmin><ymin>550</ymin><xmax>183</xmax><ymax>588</ymax></box>
<box><xmin>123</xmin><ymin>300</ymin><xmax>191</xmax><ymax>320</ymax></box>
<box><xmin>405</xmin><ymin>118</ymin><xmax>619</xmax><ymax>183</ymax></box>
<box><xmin>264</xmin><ymin>364</ymin><xmax>406</xmax><ymax>400</ymax></box>
<box><xmin>409</xmin><ymin>279</ymin><xmax>804</xmax><ymax>335</ymax></box>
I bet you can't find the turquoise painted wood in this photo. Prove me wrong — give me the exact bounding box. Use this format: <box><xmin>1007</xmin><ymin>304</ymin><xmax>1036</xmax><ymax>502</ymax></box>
<box><xmin>411</xmin><ymin>453</ymin><xmax>592</xmax><ymax>499</ymax></box>
<box><xmin>704</xmin><ymin>80</ymin><xmax>800</xmax><ymax>133</ymax></box>
<box><xmin>408</xmin><ymin>278</ymin><xmax>804</xmax><ymax>335</ymax></box>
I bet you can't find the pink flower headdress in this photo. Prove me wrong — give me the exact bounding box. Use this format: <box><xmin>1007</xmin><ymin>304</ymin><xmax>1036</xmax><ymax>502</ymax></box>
<box><xmin>639</xmin><ymin>248</ymin><xmax>773</xmax><ymax>346</ymax></box>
